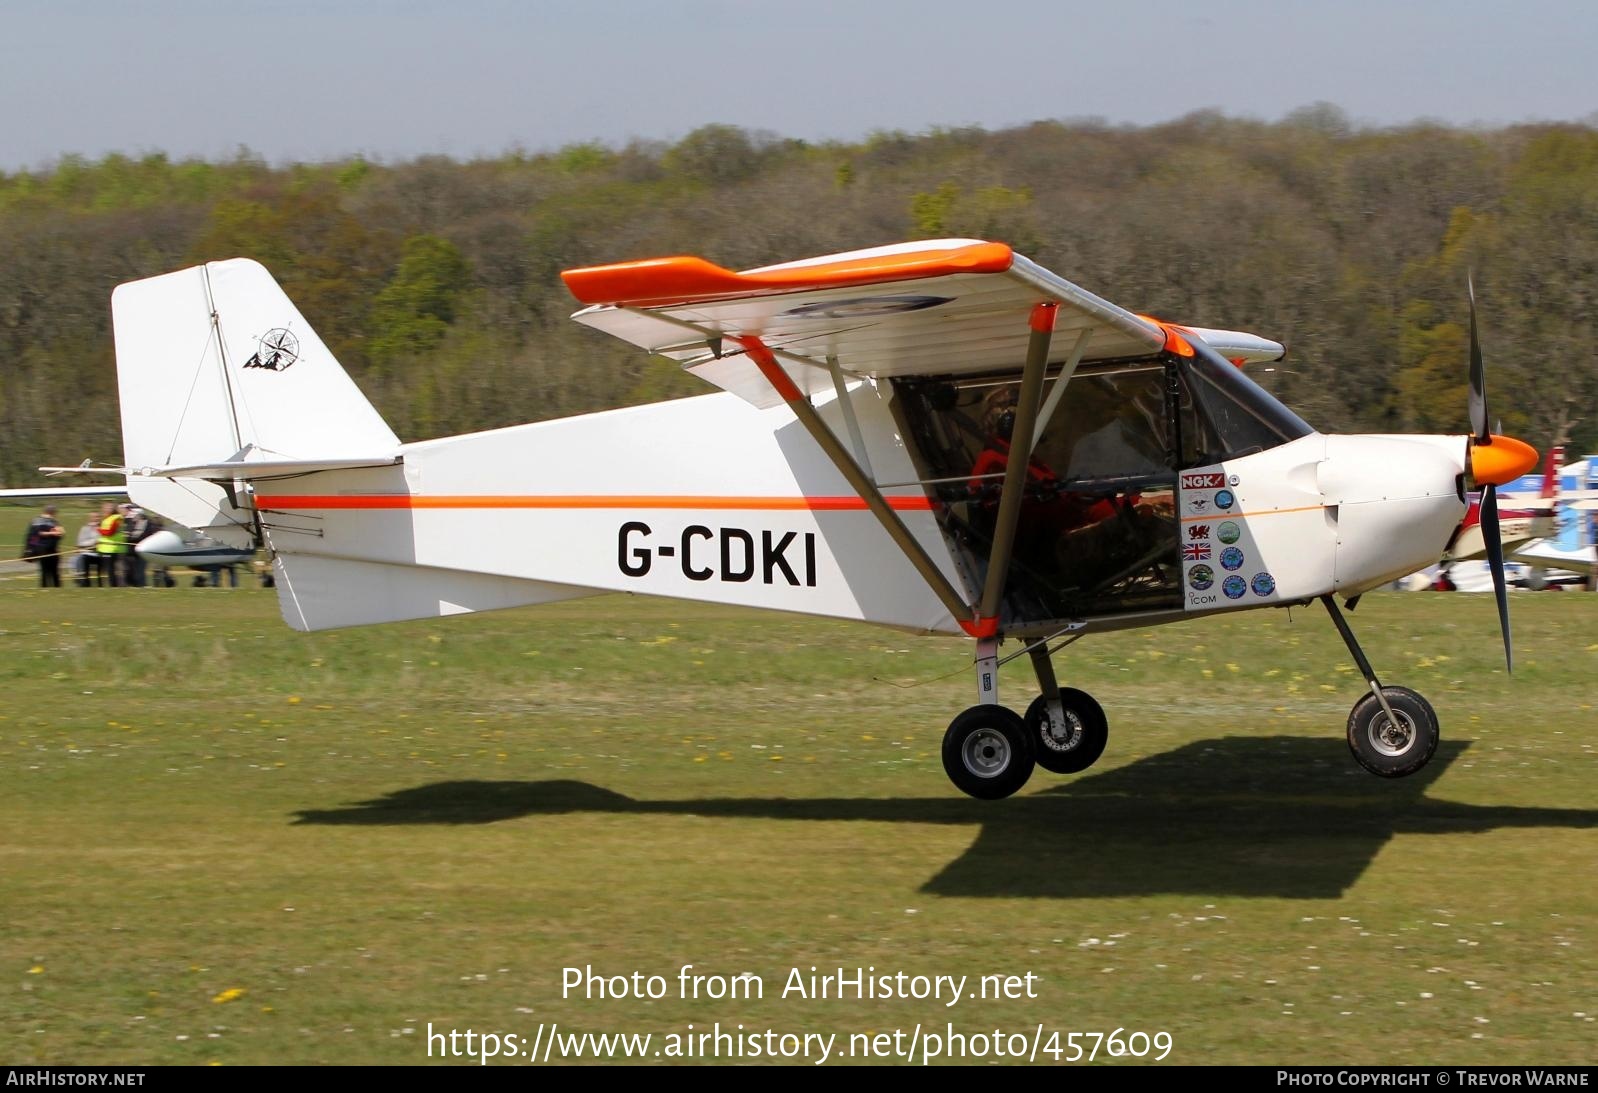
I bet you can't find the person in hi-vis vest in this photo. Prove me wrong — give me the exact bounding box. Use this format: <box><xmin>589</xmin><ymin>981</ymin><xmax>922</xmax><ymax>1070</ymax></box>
<box><xmin>95</xmin><ymin>502</ymin><xmax>130</xmax><ymax>587</ymax></box>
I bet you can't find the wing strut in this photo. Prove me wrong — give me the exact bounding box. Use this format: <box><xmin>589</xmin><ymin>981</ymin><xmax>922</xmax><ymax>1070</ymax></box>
<box><xmin>1029</xmin><ymin>327</ymin><xmax>1090</xmax><ymax>456</ymax></box>
<box><xmin>826</xmin><ymin>353</ymin><xmax>874</xmax><ymax>479</ymax></box>
<box><xmin>977</xmin><ymin>303</ymin><xmax>1059</xmax><ymax>627</ymax></box>
<box><xmin>738</xmin><ymin>336</ymin><xmax>974</xmax><ymax>629</ymax></box>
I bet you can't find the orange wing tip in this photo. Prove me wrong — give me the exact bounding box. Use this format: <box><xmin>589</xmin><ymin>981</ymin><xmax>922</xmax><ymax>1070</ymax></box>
<box><xmin>1470</xmin><ymin>435</ymin><xmax>1540</xmax><ymax>486</ymax></box>
<box><xmin>562</xmin><ymin>241</ymin><xmax>1014</xmax><ymax>307</ymax></box>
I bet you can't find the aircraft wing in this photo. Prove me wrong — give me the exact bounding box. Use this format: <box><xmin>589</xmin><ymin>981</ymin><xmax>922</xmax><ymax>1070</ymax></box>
<box><xmin>1509</xmin><ymin>539</ymin><xmax>1598</xmax><ymax>577</ymax></box>
<box><xmin>564</xmin><ymin>239</ymin><xmax>1283</xmax><ymax>408</ymax></box>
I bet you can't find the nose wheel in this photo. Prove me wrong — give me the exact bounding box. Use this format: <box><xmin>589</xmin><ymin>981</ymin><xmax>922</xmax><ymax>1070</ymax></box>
<box><xmin>1347</xmin><ymin>686</ymin><xmax>1439</xmax><ymax>777</ymax></box>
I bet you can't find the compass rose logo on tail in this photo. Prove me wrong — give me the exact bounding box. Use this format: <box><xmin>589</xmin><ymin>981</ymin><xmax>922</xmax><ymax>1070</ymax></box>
<box><xmin>244</xmin><ymin>328</ymin><xmax>300</xmax><ymax>372</ymax></box>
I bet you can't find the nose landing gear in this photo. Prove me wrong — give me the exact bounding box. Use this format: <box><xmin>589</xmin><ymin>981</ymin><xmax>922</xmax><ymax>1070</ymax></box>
<box><xmin>1322</xmin><ymin>596</ymin><xmax>1441</xmax><ymax>777</ymax></box>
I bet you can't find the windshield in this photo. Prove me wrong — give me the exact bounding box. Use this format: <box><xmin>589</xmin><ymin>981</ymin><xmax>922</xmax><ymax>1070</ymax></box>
<box><xmin>1180</xmin><ymin>341</ymin><xmax>1314</xmax><ymax>467</ymax></box>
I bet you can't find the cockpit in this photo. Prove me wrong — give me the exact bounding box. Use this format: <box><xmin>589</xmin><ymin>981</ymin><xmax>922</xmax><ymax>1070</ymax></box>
<box><xmin>894</xmin><ymin>341</ymin><xmax>1313</xmax><ymax>626</ymax></box>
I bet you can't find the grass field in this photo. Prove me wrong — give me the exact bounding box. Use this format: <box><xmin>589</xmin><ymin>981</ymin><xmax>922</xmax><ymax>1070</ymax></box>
<box><xmin>2</xmin><ymin>530</ymin><xmax>1595</xmax><ymax>1065</ymax></box>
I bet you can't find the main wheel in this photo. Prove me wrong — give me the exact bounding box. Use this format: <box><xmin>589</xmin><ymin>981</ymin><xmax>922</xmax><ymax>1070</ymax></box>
<box><xmin>941</xmin><ymin>705</ymin><xmax>1034</xmax><ymax>800</ymax></box>
<box><xmin>1024</xmin><ymin>688</ymin><xmax>1109</xmax><ymax>774</ymax></box>
<box><xmin>1346</xmin><ymin>686</ymin><xmax>1439</xmax><ymax>777</ymax></box>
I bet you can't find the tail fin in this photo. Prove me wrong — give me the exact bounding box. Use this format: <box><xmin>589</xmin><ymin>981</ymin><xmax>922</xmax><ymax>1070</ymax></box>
<box><xmin>111</xmin><ymin>259</ymin><xmax>399</xmax><ymax>537</ymax></box>
<box><xmin>1540</xmin><ymin>444</ymin><xmax>1565</xmax><ymax>500</ymax></box>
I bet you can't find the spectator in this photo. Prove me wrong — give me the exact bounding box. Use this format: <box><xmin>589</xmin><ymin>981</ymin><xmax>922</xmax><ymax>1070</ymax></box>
<box><xmin>74</xmin><ymin>514</ymin><xmax>101</xmax><ymax>586</ymax></box>
<box><xmin>22</xmin><ymin>505</ymin><xmax>65</xmax><ymax>588</ymax></box>
<box><xmin>124</xmin><ymin>507</ymin><xmax>152</xmax><ymax>587</ymax></box>
<box><xmin>95</xmin><ymin>502</ymin><xmax>129</xmax><ymax>586</ymax></box>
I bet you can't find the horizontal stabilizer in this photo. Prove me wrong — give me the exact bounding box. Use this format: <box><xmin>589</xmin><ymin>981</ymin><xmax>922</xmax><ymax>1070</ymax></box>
<box><xmin>135</xmin><ymin>454</ymin><xmax>402</xmax><ymax>481</ymax></box>
<box><xmin>40</xmin><ymin>455</ymin><xmax>402</xmax><ymax>482</ymax></box>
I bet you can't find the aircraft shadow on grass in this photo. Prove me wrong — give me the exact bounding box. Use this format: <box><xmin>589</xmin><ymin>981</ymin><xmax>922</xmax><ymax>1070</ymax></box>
<box><xmin>293</xmin><ymin>737</ymin><xmax>1598</xmax><ymax>899</ymax></box>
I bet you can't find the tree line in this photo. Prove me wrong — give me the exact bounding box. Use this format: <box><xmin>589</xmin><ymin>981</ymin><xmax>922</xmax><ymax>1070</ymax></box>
<box><xmin>2</xmin><ymin>105</ymin><xmax>1595</xmax><ymax>486</ymax></box>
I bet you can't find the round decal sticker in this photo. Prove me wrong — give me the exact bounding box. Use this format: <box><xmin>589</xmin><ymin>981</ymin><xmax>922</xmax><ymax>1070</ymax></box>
<box><xmin>1251</xmin><ymin>572</ymin><xmax>1276</xmax><ymax>596</ymax></box>
<box><xmin>1188</xmin><ymin>564</ymin><xmax>1214</xmax><ymax>591</ymax></box>
<box><xmin>1228</xmin><ymin>474</ymin><xmax>1240</xmax><ymax>486</ymax></box>
<box><xmin>1220</xmin><ymin>546</ymin><xmax>1245</xmax><ymax>571</ymax></box>
<box><xmin>1214</xmin><ymin>489</ymin><xmax>1235</xmax><ymax>510</ymax></box>
<box><xmin>1217</xmin><ymin>521</ymin><xmax>1240</xmax><ymax>544</ymax></box>
<box><xmin>1223</xmin><ymin>575</ymin><xmax>1247</xmax><ymax>599</ymax></box>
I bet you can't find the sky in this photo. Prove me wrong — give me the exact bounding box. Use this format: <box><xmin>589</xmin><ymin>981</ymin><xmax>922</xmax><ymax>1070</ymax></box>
<box><xmin>3</xmin><ymin>0</ymin><xmax>1597</xmax><ymax>171</ymax></box>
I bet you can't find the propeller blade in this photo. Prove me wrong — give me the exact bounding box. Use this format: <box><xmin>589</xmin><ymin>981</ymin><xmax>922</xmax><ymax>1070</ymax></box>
<box><xmin>1467</xmin><ymin>275</ymin><xmax>1490</xmax><ymax>444</ymax></box>
<box><xmin>1479</xmin><ymin>482</ymin><xmax>1514</xmax><ymax>671</ymax></box>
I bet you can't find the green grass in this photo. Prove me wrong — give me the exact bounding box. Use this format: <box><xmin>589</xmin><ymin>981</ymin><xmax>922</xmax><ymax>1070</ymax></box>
<box><xmin>1</xmin><ymin>582</ymin><xmax>1594</xmax><ymax>1065</ymax></box>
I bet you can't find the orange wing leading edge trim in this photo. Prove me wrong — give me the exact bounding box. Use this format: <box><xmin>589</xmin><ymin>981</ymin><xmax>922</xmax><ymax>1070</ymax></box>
<box><xmin>562</xmin><ymin>241</ymin><xmax>1015</xmax><ymax>308</ymax></box>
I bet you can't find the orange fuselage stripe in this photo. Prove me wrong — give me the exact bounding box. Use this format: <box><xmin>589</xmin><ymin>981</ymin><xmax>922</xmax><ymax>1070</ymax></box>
<box><xmin>1180</xmin><ymin>504</ymin><xmax>1324</xmax><ymax>523</ymax></box>
<box><xmin>256</xmin><ymin>494</ymin><xmax>936</xmax><ymax>512</ymax></box>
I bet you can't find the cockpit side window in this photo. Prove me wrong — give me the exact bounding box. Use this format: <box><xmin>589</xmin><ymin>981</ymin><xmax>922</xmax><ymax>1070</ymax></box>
<box><xmin>895</xmin><ymin>359</ymin><xmax>1182</xmax><ymax>625</ymax></box>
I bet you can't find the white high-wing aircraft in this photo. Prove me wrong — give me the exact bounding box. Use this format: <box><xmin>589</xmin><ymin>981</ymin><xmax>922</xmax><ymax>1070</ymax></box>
<box><xmin>71</xmin><ymin>241</ymin><xmax>1540</xmax><ymax>799</ymax></box>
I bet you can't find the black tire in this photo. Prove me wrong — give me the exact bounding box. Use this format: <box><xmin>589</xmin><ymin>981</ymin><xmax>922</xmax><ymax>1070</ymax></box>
<box><xmin>941</xmin><ymin>705</ymin><xmax>1035</xmax><ymax>800</ymax></box>
<box><xmin>1346</xmin><ymin>686</ymin><xmax>1440</xmax><ymax>777</ymax></box>
<box><xmin>1024</xmin><ymin>688</ymin><xmax>1109</xmax><ymax>774</ymax></box>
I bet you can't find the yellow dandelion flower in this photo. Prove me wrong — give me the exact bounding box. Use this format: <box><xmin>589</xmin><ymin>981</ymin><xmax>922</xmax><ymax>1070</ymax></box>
<box><xmin>27</xmin><ymin>965</ymin><xmax>43</xmax><ymax>975</ymax></box>
<box><xmin>287</xmin><ymin>696</ymin><xmax>302</xmax><ymax>705</ymax></box>
<box><xmin>211</xmin><ymin>987</ymin><xmax>246</xmax><ymax>1004</ymax></box>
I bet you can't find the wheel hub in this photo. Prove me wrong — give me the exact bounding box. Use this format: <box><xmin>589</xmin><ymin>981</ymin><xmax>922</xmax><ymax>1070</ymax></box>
<box><xmin>962</xmin><ymin>727</ymin><xmax>1011</xmax><ymax>778</ymax></box>
<box><xmin>1041</xmin><ymin>708</ymin><xmax>1083</xmax><ymax>753</ymax></box>
<box><xmin>1369</xmin><ymin>711</ymin><xmax>1414</xmax><ymax>756</ymax></box>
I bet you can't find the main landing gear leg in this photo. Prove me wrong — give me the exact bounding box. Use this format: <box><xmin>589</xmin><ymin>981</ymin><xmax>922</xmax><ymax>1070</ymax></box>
<box><xmin>940</xmin><ymin>638</ymin><xmax>1034</xmax><ymax>800</ymax></box>
<box><xmin>1023</xmin><ymin>638</ymin><xmax>1108</xmax><ymax>775</ymax></box>
<box><xmin>1321</xmin><ymin>595</ymin><xmax>1440</xmax><ymax>777</ymax></box>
